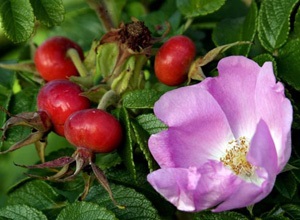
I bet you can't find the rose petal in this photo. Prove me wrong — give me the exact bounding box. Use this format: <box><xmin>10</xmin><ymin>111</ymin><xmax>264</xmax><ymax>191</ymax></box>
<box><xmin>200</xmin><ymin>56</ymin><xmax>260</xmax><ymax>138</ymax></box>
<box><xmin>255</xmin><ymin>62</ymin><xmax>293</xmax><ymax>172</ymax></box>
<box><xmin>213</xmin><ymin>174</ymin><xmax>275</xmax><ymax>212</ymax></box>
<box><xmin>154</xmin><ymin>84</ymin><xmax>226</xmax><ymax>129</ymax></box>
<box><xmin>147</xmin><ymin>161</ymin><xmax>237</xmax><ymax>212</ymax></box>
<box><xmin>147</xmin><ymin>167</ymin><xmax>201</xmax><ymax>211</ymax></box>
<box><xmin>248</xmin><ymin>119</ymin><xmax>278</xmax><ymax>176</ymax></box>
<box><xmin>150</xmin><ymin>86</ymin><xmax>233</xmax><ymax>168</ymax></box>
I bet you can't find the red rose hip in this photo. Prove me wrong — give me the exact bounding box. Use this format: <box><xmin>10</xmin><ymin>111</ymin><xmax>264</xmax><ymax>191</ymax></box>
<box><xmin>154</xmin><ymin>35</ymin><xmax>196</xmax><ymax>86</ymax></box>
<box><xmin>64</xmin><ymin>109</ymin><xmax>122</xmax><ymax>153</ymax></box>
<box><xmin>34</xmin><ymin>36</ymin><xmax>84</xmax><ymax>81</ymax></box>
<box><xmin>37</xmin><ymin>79</ymin><xmax>90</xmax><ymax>136</ymax></box>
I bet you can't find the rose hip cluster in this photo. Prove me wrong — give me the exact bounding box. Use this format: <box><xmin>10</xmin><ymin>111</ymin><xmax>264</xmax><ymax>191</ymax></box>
<box><xmin>2</xmin><ymin>36</ymin><xmax>123</xmax><ymax>154</ymax></box>
<box><xmin>1</xmin><ymin>36</ymin><xmax>123</xmax><ymax>203</ymax></box>
<box><xmin>36</xmin><ymin>78</ymin><xmax>122</xmax><ymax>153</ymax></box>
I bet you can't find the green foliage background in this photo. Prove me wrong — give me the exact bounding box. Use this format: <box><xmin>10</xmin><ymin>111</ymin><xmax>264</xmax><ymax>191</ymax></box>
<box><xmin>1</xmin><ymin>0</ymin><xmax>300</xmax><ymax>219</ymax></box>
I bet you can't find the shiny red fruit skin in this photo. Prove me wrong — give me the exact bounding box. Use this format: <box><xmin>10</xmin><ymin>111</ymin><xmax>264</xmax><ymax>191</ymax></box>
<box><xmin>37</xmin><ymin>79</ymin><xmax>90</xmax><ymax>136</ymax></box>
<box><xmin>154</xmin><ymin>35</ymin><xmax>196</xmax><ymax>86</ymax></box>
<box><xmin>64</xmin><ymin>109</ymin><xmax>122</xmax><ymax>153</ymax></box>
<box><xmin>34</xmin><ymin>36</ymin><xmax>84</xmax><ymax>81</ymax></box>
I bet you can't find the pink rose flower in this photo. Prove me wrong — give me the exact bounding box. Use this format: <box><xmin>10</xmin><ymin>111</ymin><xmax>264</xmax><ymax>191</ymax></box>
<box><xmin>147</xmin><ymin>56</ymin><xmax>293</xmax><ymax>212</ymax></box>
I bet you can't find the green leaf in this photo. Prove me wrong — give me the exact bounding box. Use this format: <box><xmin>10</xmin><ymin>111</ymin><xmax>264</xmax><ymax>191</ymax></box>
<box><xmin>125</xmin><ymin>1</ymin><xmax>147</xmax><ymax>18</ymax></box>
<box><xmin>281</xmin><ymin>204</ymin><xmax>300</xmax><ymax>219</ymax></box>
<box><xmin>275</xmin><ymin>171</ymin><xmax>298</xmax><ymax>199</ymax></box>
<box><xmin>258</xmin><ymin>0</ymin><xmax>299</xmax><ymax>52</ymax></box>
<box><xmin>0</xmin><ymin>0</ymin><xmax>34</xmax><ymax>43</ymax></box>
<box><xmin>131</xmin><ymin>120</ymin><xmax>157</xmax><ymax>172</ymax></box>
<box><xmin>252</xmin><ymin>53</ymin><xmax>277</xmax><ymax>76</ymax></box>
<box><xmin>86</xmin><ymin>183</ymin><xmax>161</xmax><ymax>220</ymax></box>
<box><xmin>136</xmin><ymin>113</ymin><xmax>167</xmax><ymax>135</ymax></box>
<box><xmin>212</xmin><ymin>2</ymin><xmax>257</xmax><ymax>56</ymax></box>
<box><xmin>277</xmin><ymin>38</ymin><xmax>300</xmax><ymax>90</ymax></box>
<box><xmin>9</xmin><ymin>86</ymin><xmax>39</xmax><ymax>114</ymax></box>
<box><xmin>263</xmin><ymin>216</ymin><xmax>291</xmax><ymax>220</ymax></box>
<box><xmin>50</xmin><ymin>177</ymin><xmax>85</xmax><ymax>203</ymax></box>
<box><xmin>292</xmin><ymin>7</ymin><xmax>300</xmax><ymax>38</ymax></box>
<box><xmin>253</xmin><ymin>53</ymin><xmax>276</xmax><ymax>68</ymax></box>
<box><xmin>291</xmin><ymin>169</ymin><xmax>300</xmax><ymax>183</ymax></box>
<box><xmin>0</xmin><ymin>204</ymin><xmax>47</xmax><ymax>220</ymax></box>
<box><xmin>56</xmin><ymin>201</ymin><xmax>117</xmax><ymax>220</ymax></box>
<box><xmin>3</xmin><ymin>86</ymin><xmax>39</xmax><ymax>145</ymax></box>
<box><xmin>142</xmin><ymin>1</ymin><xmax>182</xmax><ymax>36</ymax></box>
<box><xmin>0</xmin><ymin>65</ymin><xmax>15</xmax><ymax>148</ymax></box>
<box><xmin>106</xmin><ymin>164</ymin><xmax>175</xmax><ymax>218</ymax></box>
<box><xmin>106</xmin><ymin>164</ymin><xmax>150</xmax><ymax>189</ymax></box>
<box><xmin>176</xmin><ymin>0</ymin><xmax>226</xmax><ymax>17</ymax></box>
<box><xmin>195</xmin><ymin>211</ymin><xmax>248</xmax><ymax>220</ymax></box>
<box><xmin>29</xmin><ymin>0</ymin><xmax>65</xmax><ymax>27</ymax></box>
<box><xmin>49</xmin><ymin>6</ymin><xmax>103</xmax><ymax>51</ymax></box>
<box><xmin>117</xmin><ymin>107</ymin><xmax>136</xmax><ymax>180</ymax></box>
<box><xmin>0</xmin><ymin>63</ymin><xmax>16</xmax><ymax>89</ymax></box>
<box><xmin>95</xmin><ymin>151</ymin><xmax>122</xmax><ymax>170</ymax></box>
<box><xmin>122</xmin><ymin>89</ymin><xmax>163</xmax><ymax>109</ymax></box>
<box><xmin>7</xmin><ymin>180</ymin><xmax>67</xmax><ymax>211</ymax></box>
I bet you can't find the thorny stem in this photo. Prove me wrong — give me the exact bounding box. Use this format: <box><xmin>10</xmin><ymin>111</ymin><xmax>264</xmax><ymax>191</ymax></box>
<box><xmin>97</xmin><ymin>89</ymin><xmax>118</xmax><ymax>110</ymax></box>
<box><xmin>86</xmin><ymin>0</ymin><xmax>115</xmax><ymax>32</ymax></box>
<box><xmin>67</xmin><ymin>48</ymin><xmax>89</xmax><ymax>77</ymax></box>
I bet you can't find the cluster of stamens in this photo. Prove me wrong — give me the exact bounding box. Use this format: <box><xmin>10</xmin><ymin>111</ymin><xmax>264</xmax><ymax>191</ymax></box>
<box><xmin>220</xmin><ymin>136</ymin><xmax>255</xmax><ymax>177</ymax></box>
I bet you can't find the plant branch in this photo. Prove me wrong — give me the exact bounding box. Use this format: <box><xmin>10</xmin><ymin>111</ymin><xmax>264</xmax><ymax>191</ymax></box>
<box><xmin>86</xmin><ymin>0</ymin><xmax>115</xmax><ymax>32</ymax></box>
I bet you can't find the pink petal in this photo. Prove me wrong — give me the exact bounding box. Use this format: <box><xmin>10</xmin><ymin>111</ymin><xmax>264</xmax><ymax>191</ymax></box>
<box><xmin>147</xmin><ymin>161</ymin><xmax>237</xmax><ymax>212</ymax></box>
<box><xmin>147</xmin><ymin>167</ymin><xmax>201</xmax><ymax>212</ymax></box>
<box><xmin>150</xmin><ymin>85</ymin><xmax>233</xmax><ymax>168</ymax></box>
<box><xmin>213</xmin><ymin>176</ymin><xmax>275</xmax><ymax>212</ymax></box>
<box><xmin>255</xmin><ymin>62</ymin><xmax>293</xmax><ymax>172</ymax></box>
<box><xmin>200</xmin><ymin>56</ymin><xmax>260</xmax><ymax>138</ymax></box>
<box><xmin>248</xmin><ymin>120</ymin><xmax>278</xmax><ymax>176</ymax></box>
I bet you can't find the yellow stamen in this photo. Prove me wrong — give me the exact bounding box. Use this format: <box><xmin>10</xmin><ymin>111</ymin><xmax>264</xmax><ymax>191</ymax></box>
<box><xmin>220</xmin><ymin>137</ymin><xmax>255</xmax><ymax>177</ymax></box>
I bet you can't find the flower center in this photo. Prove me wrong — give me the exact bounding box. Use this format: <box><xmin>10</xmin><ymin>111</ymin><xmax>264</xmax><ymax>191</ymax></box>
<box><xmin>220</xmin><ymin>136</ymin><xmax>255</xmax><ymax>177</ymax></box>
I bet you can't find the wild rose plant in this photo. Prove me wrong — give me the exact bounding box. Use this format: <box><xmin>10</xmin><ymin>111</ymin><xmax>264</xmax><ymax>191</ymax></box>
<box><xmin>1</xmin><ymin>1</ymin><xmax>300</xmax><ymax>219</ymax></box>
<box><xmin>147</xmin><ymin>56</ymin><xmax>293</xmax><ymax>212</ymax></box>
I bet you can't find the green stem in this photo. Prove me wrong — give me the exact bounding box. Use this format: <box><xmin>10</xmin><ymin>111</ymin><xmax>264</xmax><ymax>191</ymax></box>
<box><xmin>0</xmin><ymin>61</ymin><xmax>36</xmax><ymax>73</ymax></box>
<box><xmin>86</xmin><ymin>0</ymin><xmax>115</xmax><ymax>32</ymax></box>
<box><xmin>67</xmin><ymin>48</ymin><xmax>89</xmax><ymax>77</ymax></box>
<box><xmin>97</xmin><ymin>89</ymin><xmax>118</xmax><ymax>110</ymax></box>
<box><xmin>131</xmin><ymin>54</ymin><xmax>147</xmax><ymax>89</ymax></box>
<box><xmin>183</xmin><ymin>18</ymin><xmax>194</xmax><ymax>32</ymax></box>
